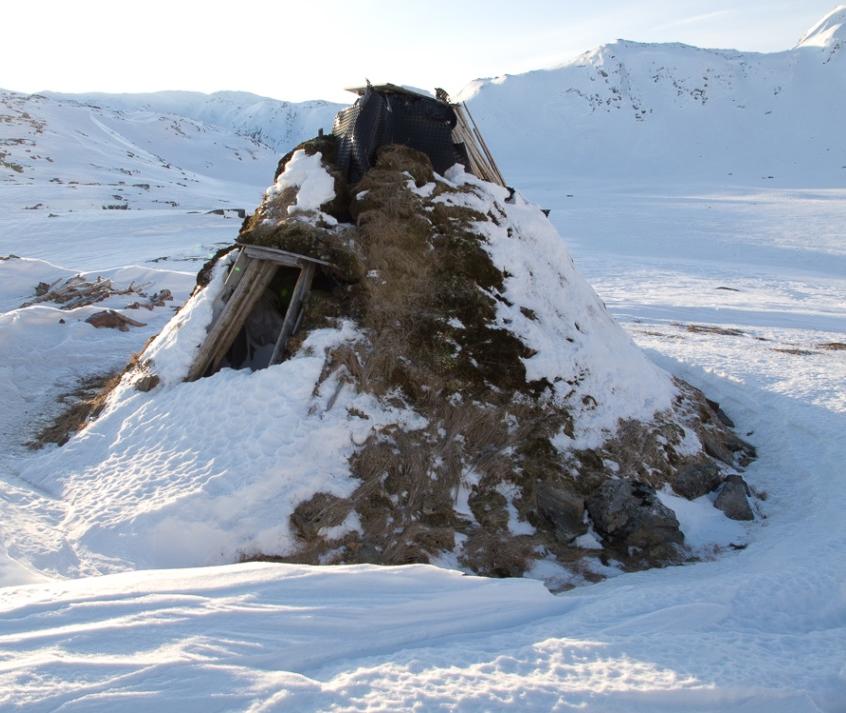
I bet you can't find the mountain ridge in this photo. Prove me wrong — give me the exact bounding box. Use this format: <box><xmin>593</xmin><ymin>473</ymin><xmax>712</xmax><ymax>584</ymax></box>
<box><xmin>3</xmin><ymin>7</ymin><xmax>845</xmax><ymax>188</ymax></box>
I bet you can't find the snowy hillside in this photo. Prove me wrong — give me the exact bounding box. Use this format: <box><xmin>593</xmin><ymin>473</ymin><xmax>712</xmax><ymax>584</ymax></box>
<box><xmin>46</xmin><ymin>89</ymin><xmax>343</xmax><ymax>151</ymax></box>
<box><xmin>460</xmin><ymin>6</ymin><xmax>846</xmax><ymax>185</ymax></box>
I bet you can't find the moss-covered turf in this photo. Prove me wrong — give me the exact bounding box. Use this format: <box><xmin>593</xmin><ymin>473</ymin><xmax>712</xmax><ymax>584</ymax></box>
<box><xmin>136</xmin><ymin>138</ymin><xmax>755</xmax><ymax>583</ymax></box>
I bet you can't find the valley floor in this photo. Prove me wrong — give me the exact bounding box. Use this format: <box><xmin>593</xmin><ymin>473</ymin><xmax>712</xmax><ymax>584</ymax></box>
<box><xmin>0</xmin><ymin>179</ymin><xmax>844</xmax><ymax>711</ymax></box>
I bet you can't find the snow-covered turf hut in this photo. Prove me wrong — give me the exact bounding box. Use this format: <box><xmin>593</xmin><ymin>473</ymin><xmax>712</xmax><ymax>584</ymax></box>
<box><xmin>182</xmin><ymin>85</ymin><xmax>506</xmax><ymax>381</ymax></box>
<box><xmin>68</xmin><ymin>84</ymin><xmax>759</xmax><ymax>585</ymax></box>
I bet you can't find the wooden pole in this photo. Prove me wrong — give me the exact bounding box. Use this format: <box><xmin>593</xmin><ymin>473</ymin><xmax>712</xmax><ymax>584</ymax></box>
<box><xmin>268</xmin><ymin>261</ymin><xmax>315</xmax><ymax>366</ymax></box>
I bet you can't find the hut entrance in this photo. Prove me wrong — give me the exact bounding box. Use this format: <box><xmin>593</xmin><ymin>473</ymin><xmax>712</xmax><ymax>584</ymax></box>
<box><xmin>221</xmin><ymin>265</ymin><xmax>300</xmax><ymax>371</ymax></box>
<box><xmin>185</xmin><ymin>245</ymin><xmax>329</xmax><ymax>381</ymax></box>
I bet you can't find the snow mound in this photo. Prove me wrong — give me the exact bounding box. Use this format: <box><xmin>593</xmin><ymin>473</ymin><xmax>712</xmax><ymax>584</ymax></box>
<box><xmin>7</xmin><ymin>139</ymin><xmax>757</xmax><ymax>585</ymax></box>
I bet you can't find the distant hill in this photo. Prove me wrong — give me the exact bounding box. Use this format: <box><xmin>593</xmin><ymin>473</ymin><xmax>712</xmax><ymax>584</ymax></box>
<box><xmin>44</xmin><ymin>90</ymin><xmax>344</xmax><ymax>152</ymax></box>
<box><xmin>459</xmin><ymin>6</ymin><xmax>846</xmax><ymax>185</ymax></box>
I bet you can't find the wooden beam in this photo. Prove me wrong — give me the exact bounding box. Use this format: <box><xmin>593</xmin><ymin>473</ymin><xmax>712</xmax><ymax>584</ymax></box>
<box><xmin>211</xmin><ymin>248</ymin><xmax>248</xmax><ymax>322</ymax></box>
<box><xmin>462</xmin><ymin>102</ymin><xmax>506</xmax><ymax>186</ymax></box>
<box><xmin>452</xmin><ymin>103</ymin><xmax>506</xmax><ymax>187</ymax></box>
<box><xmin>242</xmin><ymin>243</ymin><xmax>331</xmax><ymax>268</ymax></box>
<box><xmin>268</xmin><ymin>262</ymin><xmax>315</xmax><ymax>366</ymax></box>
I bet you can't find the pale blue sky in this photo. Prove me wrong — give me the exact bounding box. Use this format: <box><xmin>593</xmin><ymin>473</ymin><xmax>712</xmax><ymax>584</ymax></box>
<box><xmin>1</xmin><ymin>1</ymin><xmax>839</xmax><ymax>101</ymax></box>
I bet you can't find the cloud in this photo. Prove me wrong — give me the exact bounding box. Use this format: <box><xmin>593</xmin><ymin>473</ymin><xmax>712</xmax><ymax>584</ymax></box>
<box><xmin>651</xmin><ymin>9</ymin><xmax>736</xmax><ymax>33</ymax></box>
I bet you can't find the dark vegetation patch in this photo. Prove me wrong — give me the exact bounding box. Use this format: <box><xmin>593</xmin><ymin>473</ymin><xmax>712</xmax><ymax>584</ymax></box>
<box><xmin>635</xmin><ymin>329</ymin><xmax>684</xmax><ymax>340</ymax></box>
<box><xmin>23</xmin><ymin>275</ymin><xmax>145</xmax><ymax>310</ymax></box>
<box><xmin>684</xmin><ymin>323</ymin><xmax>746</xmax><ymax>337</ymax></box>
<box><xmin>819</xmin><ymin>342</ymin><xmax>846</xmax><ymax>351</ymax></box>
<box><xmin>772</xmin><ymin>347</ymin><xmax>818</xmax><ymax>356</ymax></box>
<box><xmin>28</xmin><ymin>336</ymin><xmax>160</xmax><ymax>449</ymax></box>
<box><xmin>85</xmin><ymin>310</ymin><xmax>146</xmax><ymax>331</ymax></box>
<box><xmin>27</xmin><ymin>370</ymin><xmax>123</xmax><ymax>449</ymax></box>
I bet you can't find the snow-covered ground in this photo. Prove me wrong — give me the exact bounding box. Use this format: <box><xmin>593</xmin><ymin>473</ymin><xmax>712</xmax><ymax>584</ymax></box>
<box><xmin>5</xmin><ymin>172</ymin><xmax>843</xmax><ymax>711</ymax></box>
<box><xmin>1</xmin><ymin>8</ymin><xmax>845</xmax><ymax>709</ymax></box>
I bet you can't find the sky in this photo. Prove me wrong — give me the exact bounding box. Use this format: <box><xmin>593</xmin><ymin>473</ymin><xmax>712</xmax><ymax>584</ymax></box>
<box><xmin>1</xmin><ymin>0</ymin><xmax>840</xmax><ymax>102</ymax></box>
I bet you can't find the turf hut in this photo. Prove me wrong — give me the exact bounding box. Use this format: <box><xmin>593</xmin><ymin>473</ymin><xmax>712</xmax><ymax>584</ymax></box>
<box><xmin>76</xmin><ymin>84</ymin><xmax>758</xmax><ymax>587</ymax></box>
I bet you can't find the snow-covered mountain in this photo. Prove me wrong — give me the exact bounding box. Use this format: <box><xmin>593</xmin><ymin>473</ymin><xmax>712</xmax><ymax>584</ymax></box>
<box><xmin>45</xmin><ymin>90</ymin><xmax>343</xmax><ymax>152</ymax></box>
<box><xmin>460</xmin><ymin>6</ymin><xmax>846</xmax><ymax>185</ymax></box>
<box><xmin>0</xmin><ymin>89</ymin><xmax>282</xmax><ymax>208</ymax></box>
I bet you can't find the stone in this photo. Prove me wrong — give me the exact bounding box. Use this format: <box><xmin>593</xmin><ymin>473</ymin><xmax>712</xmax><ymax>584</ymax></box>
<box><xmin>85</xmin><ymin>310</ymin><xmax>146</xmax><ymax>332</ymax></box>
<box><xmin>673</xmin><ymin>461</ymin><xmax>722</xmax><ymax>499</ymax></box>
<box><xmin>714</xmin><ymin>475</ymin><xmax>754</xmax><ymax>520</ymax></box>
<box><xmin>535</xmin><ymin>483</ymin><xmax>587</xmax><ymax>543</ymax></box>
<box><xmin>290</xmin><ymin>492</ymin><xmax>350</xmax><ymax>540</ymax></box>
<box><xmin>706</xmin><ymin>398</ymin><xmax>735</xmax><ymax>427</ymax></box>
<box><xmin>134</xmin><ymin>374</ymin><xmax>160</xmax><ymax>393</ymax></box>
<box><xmin>586</xmin><ymin>479</ymin><xmax>684</xmax><ymax>552</ymax></box>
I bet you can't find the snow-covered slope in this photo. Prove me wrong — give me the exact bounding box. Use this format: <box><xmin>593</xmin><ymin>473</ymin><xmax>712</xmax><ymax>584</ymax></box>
<box><xmin>797</xmin><ymin>4</ymin><xmax>846</xmax><ymax>48</ymax></box>
<box><xmin>0</xmin><ymin>89</ymin><xmax>279</xmax><ymax>209</ymax></box>
<box><xmin>45</xmin><ymin>89</ymin><xmax>343</xmax><ymax>151</ymax></box>
<box><xmin>459</xmin><ymin>7</ymin><xmax>846</xmax><ymax>185</ymax></box>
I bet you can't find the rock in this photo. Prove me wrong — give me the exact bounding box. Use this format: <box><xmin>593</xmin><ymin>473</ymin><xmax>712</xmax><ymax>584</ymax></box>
<box><xmin>586</xmin><ymin>479</ymin><xmax>684</xmax><ymax>552</ymax></box>
<box><xmin>535</xmin><ymin>483</ymin><xmax>587</xmax><ymax>543</ymax></box>
<box><xmin>705</xmin><ymin>397</ymin><xmax>735</xmax><ymax>427</ymax></box>
<box><xmin>725</xmin><ymin>433</ymin><xmax>757</xmax><ymax>467</ymax></box>
<box><xmin>290</xmin><ymin>492</ymin><xmax>350</xmax><ymax>540</ymax></box>
<box><xmin>673</xmin><ymin>461</ymin><xmax>722</xmax><ymax>499</ymax></box>
<box><xmin>714</xmin><ymin>475</ymin><xmax>754</xmax><ymax>520</ymax></box>
<box><xmin>134</xmin><ymin>374</ymin><xmax>160</xmax><ymax>392</ymax></box>
<box><xmin>85</xmin><ymin>310</ymin><xmax>146</xmax><ymax>332</ymax></box>
<box><xmin>702</xmin><ymin>429</ymin><xmax>757</xmax><ymax>467</ymax></box>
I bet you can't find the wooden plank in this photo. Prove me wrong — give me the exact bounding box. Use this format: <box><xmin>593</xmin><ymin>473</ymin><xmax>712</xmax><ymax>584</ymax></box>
<box><xmin>452</xmin><ymin>111</ymin><xmax>495</xmax><ymax>184</ymax></box>
<box><xmin>268</xmin><ymin>262</ymin><xmax>315</xmax><ymax>366</ymax></box>
<box><xmin>210</xmin><ymin>248</ymin><xmax>248</xmax><ymax>322</ymax></box>
<box><xmin>453</xmin><ymin>103</ymin><xmax>507</xmax><ymax>187</ymax></box>
<box><xmin>220</xmin><ymin>248</ymin><xmax>249</xmax><ymax>301</ymax></box>
<box><xmin>462</xmin><ymin>102</ymin><xmax>506</xmax><ymax>186</ymax></box>
<box><xmin>243</xmin><ymin>243</ymin><xmax>332</xmax><ymax>268</ymax></box>
<box><xmin>185</xmin><ymin>259</ymin><xmax>275</xmax><ymax>381</ymax></box>
<box><xmin>186</xmin><ymin>258</ymin><xmax>263</xmax><ymax>381</ymax></box>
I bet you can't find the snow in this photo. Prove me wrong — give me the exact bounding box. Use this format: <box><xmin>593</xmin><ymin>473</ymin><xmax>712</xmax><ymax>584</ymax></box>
<box><xmin>1</xmin><ymin>8</ymin><xmax>846</xmax><ymax>709</ymax></box>
<box><xmin>657</xmin><ymin>488</ymin><xmax>748</xmax><ymax>552</ymax></box>
<box><xmin>265</xmin><ymin>149</ymin><xmax>336</xmax><ymax>218</ymax></box>
<box><xmin>141</xmin><ymin>256</ymin><xmax>229</xmax><ymax>385</ymax></box>
<box><xmin>458</xmin><ymin>23</ymin><xmax>846</xmax><ymax>187</ymax></box>
<box><xmin>797</xmin><ymin>5</ymin><xmax>846</xmax><ymax>48</ymax></box>
<box><xmin>442</xmin><ymin>164</ymin><xmax>676</xmax><ymax>449</ymax></box>
<box><xmin>44</xmin><ymin>89</ymin><xmax>343</xmax><ymax>152</ymax></box>
<box><xmin>11</xmin><ymin>319</ymin><xmax>427</xmax><ymax>575</ymax></box>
